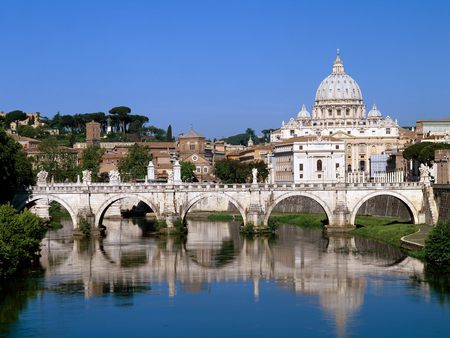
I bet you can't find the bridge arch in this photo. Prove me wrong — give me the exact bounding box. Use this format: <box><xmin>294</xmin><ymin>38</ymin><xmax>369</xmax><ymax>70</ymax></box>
<box><xmin>350</xmin><ymin>191</ymin><xmax>419</xmax><ymax>225</ymax></box>
<box><xmin>263</xmin><ymin>191</ymin><xmax>333</xmax><ymax>226</ymax></box>
<box><xmin>181</xmin><ymin>192</ymin><xmax>247</xmax><ymax>225</ymax></box>
<box><xmin>95</xmin><ymin>193</ymin><xmax>161</xmax><ymax>228</ymax></box>
<box><xmin>17</xmin><ymin>194</ymin><xmax>78</xmax><ymax>228</ymax></box>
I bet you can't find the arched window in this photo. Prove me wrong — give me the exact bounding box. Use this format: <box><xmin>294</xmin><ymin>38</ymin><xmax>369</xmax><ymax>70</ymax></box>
<box><xmin>317</xmin><ymin>159</ymin><xmax>323</xmax><ymax>171</ymax></box>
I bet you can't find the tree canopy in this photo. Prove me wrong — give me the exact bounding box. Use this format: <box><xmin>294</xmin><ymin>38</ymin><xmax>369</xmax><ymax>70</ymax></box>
<box><xmin>180</xmin><ymin>161</ymin><xmax>195</xmax><ymax>182</ymax></box>
<box><xmin>34</xmin><ymin>139</ymin><xmax>79</xmax><ymax>182</ymax></box>
<box><xmin>81</xmin><ymin>145</ymin><xmax>105</xmax><ymax>181</ymax></box>
<box><xmin>403</xmin><ymin>142</ymin><xmax>450</xmax><ymax>165</ymax></box>
<box><xmin>0</xmin><ymin>130</ymin><xmax>33</xmax><ymax>203</ymax></box>
<box><xmin>213</xmin><ymin>159</ymin><xmax>268</xmax><ymax>183</ymax></box>
<box><xmin>118</xmin><ymin>144</ymin><xmax>152</xmax><ymax>181</ymax></box>
<box><xmin>0</xmin><ymin>204</ymin><xmax>46</xmax><ymax>278</ymax></box>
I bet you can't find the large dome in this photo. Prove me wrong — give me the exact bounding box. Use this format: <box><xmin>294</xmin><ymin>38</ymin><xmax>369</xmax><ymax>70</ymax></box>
<box><xmin>315</xmin><ymin>52</ymin><xmax>362</xmax><ymax>102</ymax></box>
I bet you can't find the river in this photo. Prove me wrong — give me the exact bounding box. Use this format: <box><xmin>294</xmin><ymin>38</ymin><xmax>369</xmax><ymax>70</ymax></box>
<box><xmin>1</xmin><ymin>218</ymin><xmax>449</xmax><ymax>338</ymax></box>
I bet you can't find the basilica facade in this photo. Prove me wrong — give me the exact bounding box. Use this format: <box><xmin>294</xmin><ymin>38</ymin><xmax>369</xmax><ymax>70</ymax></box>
<box><xmin>270</xmin><ymin>52</ymin><xmax>401</xmax><ymax>173</ymax></box>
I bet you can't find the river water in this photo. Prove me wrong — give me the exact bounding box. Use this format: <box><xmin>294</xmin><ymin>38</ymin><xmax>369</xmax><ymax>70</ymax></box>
<box><xmin>1</xmin><ymin>218</ymin><xmax>449</xmax><ymax>338</ymax></box>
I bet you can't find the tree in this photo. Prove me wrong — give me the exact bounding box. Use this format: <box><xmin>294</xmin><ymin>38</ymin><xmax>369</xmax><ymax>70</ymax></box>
<box><xmin>166</xmin><ymin>125</ymin><xmax>173</xmax><ymax>141</ymax></box>
<box><xmin>35</xmin><ymin>138</ymin><xmax>79</xmax><ymax>182</ymax></box>
<box><xmin>0</xmin><ymin>130</ymin><xmax>34</xmax><ymax>203</ymax></box>
<box><xmin>261</xmin><ymin>129</ymin><xmax>274</xmax><ymax>143</ymax></box>
<box><xmin>128</xmin><ymin>115</ymin><xmax>149</xmax><ymax>136</ymax></box>
<box><xmin>213</xmin><ymin>159</ymin><xmax>249</xmax><ymax>183</ymax></box>
<box><xmin>5</xmin><ymin>110</ymin><xmax>27</xmax><ymax>130</ymax></box>
<box><xmin>403</xmin><ymin>142</ymin><xmax>450</xmax><ymax>165</ymax></box>
<box><xmin>424</xmin><ymin>219</ymin><xmax>450</xmax><ymax>272</ymax></box>
<box><xmin>118</xmin><ymin>144</ymin><xmax>152</xmax><ymax>181</ymax></box>
<box><xmin>143</xmin><ymin>125</ymin><xmax>166</xmax><ymax>141</ymax></box>
<box><xmin>223</xmin><ymin>128</ymin><xmax>260</xmax><ymax>145</ymax></box>
<box><xmin>0</xmin><ymin>204</ymin><xmax>46</xmax><ymax>278</ymax></box>
<box><xmin>109</xmin><ymin>106</ymin><xmax>131</xmax><ymax>133</ymax></box>
<box><xmin>81</xmin><ymin>145</ymin><xmax>105</xmax><ymax>181</ymax></box>
<box><xmin>180</xmin><ymin>161</ymin><xmax>195</xmax><ymax>182</ymax></box>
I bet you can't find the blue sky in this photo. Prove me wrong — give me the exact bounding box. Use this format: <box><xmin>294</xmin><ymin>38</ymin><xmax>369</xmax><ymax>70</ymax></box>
<box><xmin>0</xmin><ymin>0</ymin><xmax>449</xmax><ymax>138</ymax></box>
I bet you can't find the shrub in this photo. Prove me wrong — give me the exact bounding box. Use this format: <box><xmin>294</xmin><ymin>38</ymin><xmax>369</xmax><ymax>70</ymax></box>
<box><xmin>240</xmin><ymin>223</ymin><xmax>255</xmax><ymax>236</ymax></box>
<box><xmin>424</xmin><ymin>219</ymin><xmax>450</xmax><ymax>271</ymax></box>
<box><xmin>0</xmin><ymin>204</ymin><xmax>46</xmax><ymax>278</ymax></box>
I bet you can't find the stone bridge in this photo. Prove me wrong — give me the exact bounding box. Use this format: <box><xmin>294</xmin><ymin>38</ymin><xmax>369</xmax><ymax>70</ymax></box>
<box><xmin>13</xmin><ymin>179</ymin><xmax>439</xmax><ymax>233</ymax></box>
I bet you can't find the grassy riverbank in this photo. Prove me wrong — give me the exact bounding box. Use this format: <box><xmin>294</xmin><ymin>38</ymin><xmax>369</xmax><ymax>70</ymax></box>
<box><xmin>351</xmin><ymin>215</ymin><xmax>418</xmax><ymax>247</ymax></box>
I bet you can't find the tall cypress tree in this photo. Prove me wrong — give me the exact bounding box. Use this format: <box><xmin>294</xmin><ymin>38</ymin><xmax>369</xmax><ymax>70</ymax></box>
<box><xmin>167</xmin><ymin>124</ymin><xmax>173</xmax><ymax>141</ymax></box>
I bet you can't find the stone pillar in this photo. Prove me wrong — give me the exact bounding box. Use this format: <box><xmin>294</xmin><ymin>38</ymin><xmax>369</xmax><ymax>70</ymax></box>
<box><xmin>327</xmin><ymin>190</ymin><xmax>352</xmax><ymax>232</ymax></box>
<box><xmin>147</xmin><ymin>160</ymin><xmax>155</xmax><ymax>181</ymax></box>
<box><xmin>33</xmin><ymin>198</ymin><xmax>50</xmax><ymax>220</ymax></box>
<box><xmin>247</xmin><ymin>187</ymin><xmax>267</xmax><ymax>232</ymax></box>
<box><xmin>173</xmin><ymin>160</ymin><xmax>181</xmax><ymax>184</ymax></box>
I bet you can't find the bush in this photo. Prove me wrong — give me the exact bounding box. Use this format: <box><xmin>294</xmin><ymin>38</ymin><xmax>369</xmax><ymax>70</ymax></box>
<box><xmin>0</xmin><ymin>204</ymin><xmax>46</xmax><ymax>278</ymax></box>
<box><xmin>424</xmin><ymin>219</ymin><xmax>450</xmax><ymax>270</ymax></box>
<box><xmin>240</xmin><ymin>223</ymin><xmax>255</xmax><ymax>236</ymax></box>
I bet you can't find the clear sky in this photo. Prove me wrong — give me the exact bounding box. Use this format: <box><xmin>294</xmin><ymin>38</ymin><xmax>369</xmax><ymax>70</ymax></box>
<box><xmin>0</xmin><ymin>0</ymin><xmax>449</xmax><ymax>138</ymax></box>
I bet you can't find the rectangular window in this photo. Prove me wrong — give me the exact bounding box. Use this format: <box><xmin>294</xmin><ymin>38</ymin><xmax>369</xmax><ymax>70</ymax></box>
<box><xmin>299</xmin><ymin>163</ymin><xmax>303</xmax><ymax>171</ymax></box>
<box><xmin>335</xmin><ymin>145</ymin><xmax>339</xmax><ymax>149</ymax></box>
<box><xmin>299</xmin><ymin>145</ymin><xmax>303</xmax><ymax>150</ymax></box>
<box><xmin>386</xmin><ymin>128</ymin><xmax>391</xmax><ymax>134</ymax></box>
<box><xmin>190</xmin><ymin>144</ymin><xmax>195</xmax><ymax>150</ymax></box>
<box><xmin>203</xmin><ymin>167</ymin><xmax>208</xmax><ymax>173</ymax></box>
<box><xmin>299</xmin><ymin>174</ymin><xmax>303</xmax><ymax>179</ymax></box>
<box><xmin>196</xmin><ymin>167</ymin><xmax>201</xmax><ymax>173</ymax></box>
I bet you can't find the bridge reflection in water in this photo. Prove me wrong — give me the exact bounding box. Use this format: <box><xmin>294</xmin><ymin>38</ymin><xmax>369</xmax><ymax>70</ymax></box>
<box><xmin>40</xmin><ymin>219</ymin><xmax>424</xmax><ymax>338</ymax></box>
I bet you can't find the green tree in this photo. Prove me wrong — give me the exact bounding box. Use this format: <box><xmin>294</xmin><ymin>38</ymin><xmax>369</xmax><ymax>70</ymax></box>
<box><xmin>261</xmin><ymin>128</ymin><xmax>274</xmax><ymax>143</ymax></box>
<box><xmin>403</xmin><ymin>142</ymin><xmax>450</xmax><ymax>165</ymax></box>
<box><xmin>180</xmin><ymin>161</ymin><xmax>195</xmax><ymax>182</ymax></box>
<box><xmin>424</xmin><ymin>219</ymin><xmax>450</xmax><ymax>272</ymax></box>
<box><xmin>128</xmin><ymin>115</ymin><xmax>149</xmax><ymax>136</ymax></box>
<box><xmin>214</xmin><ymin>159</ymin><xmax>249</xmax><ymax>183</ymax></box>
<box><xmin>5</xmin><ymin>110</ymin><xmax>27</xmax><ymax>129</ymax></box>
<box><xmin>0</xmin><ymin>130</ymin><xmax>34</xmax><ymax>203</ymax></box>
<box><xmin>0</xmin><ymin>204</ymin><xmax>46</xmax><ymax>278</ymax></box>
<box><xmin>143</xmin><ymin>125</ymin><xmax>166</xmax><ymax>141</ymax></box>
<box><xmin>35</xmin><ymin>138</ymin><xmax>79</xmax><ymax>182</ymax></box>
<box><xmin>118</xmin><ymin>144</ymin><xmax>152</xmax><ymax>181</ymax></box>
<box><xmin>167</xmin><ymin>124</ymin><xmax>173</xmax><ymax>141</ymax></box>
<box><xmin>81</xmin><ymin>145</ymin><xmax>105</xmax><ymax>181</ymax></box>
<box><xmin>109</xmin><ymin>106</ymin><xmax>131</xmax><ymax>133</ymax></box>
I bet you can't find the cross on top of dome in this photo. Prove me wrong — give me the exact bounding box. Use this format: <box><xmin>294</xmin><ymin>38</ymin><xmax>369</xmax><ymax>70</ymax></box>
<box><xmin>332</xmin><ymin>49</ymin><xmax>345</xmax><ymax>75</ymax></box>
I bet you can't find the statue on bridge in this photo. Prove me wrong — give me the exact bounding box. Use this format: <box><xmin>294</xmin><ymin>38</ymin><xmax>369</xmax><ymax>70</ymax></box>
<box><xmin>36</xmin><ymin>170</ymin><xmax>48</xmax><ymax>186</ymax></box>
<box><xmin>82</xmin><ymin>170</ymin><xmax>92</xmax><ymax>185</ymax></box>
<box><xmin>108</xmin><ymin>170</ymin><xmax>120</xmax><ymax>185</ymax></box>
<box><xmin>252</xmin><ymin>168</ymin><xmax>258</xmax><ymax>184</ymax></box>
<box><xmin>419</xmin><ymin>163</ymin><xmax>431</xmax><ymax>186</ymax></box>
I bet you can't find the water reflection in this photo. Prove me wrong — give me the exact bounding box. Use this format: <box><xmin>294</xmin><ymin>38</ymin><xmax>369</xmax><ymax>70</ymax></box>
<box><xmin>37</xmin><ymin>217</ymin><xmax>429</xmax><ymax>337</ymax></box>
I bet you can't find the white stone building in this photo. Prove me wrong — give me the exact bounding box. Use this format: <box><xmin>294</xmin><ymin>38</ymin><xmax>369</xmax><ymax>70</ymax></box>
<box><xmin>273</xmin><ymin>136</ymin><xmax>345</xmax><ymax>183</ymax></box>
<box><xmin>271</xmin><ymin>51</ymin><xmax>401</xmax><ymax>172</ymax></box>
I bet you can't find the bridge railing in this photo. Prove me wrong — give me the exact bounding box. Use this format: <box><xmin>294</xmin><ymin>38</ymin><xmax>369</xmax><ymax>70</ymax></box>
<box><xmin>29</xmin><ymin>180</ymin><xmax>422</xmax><ymax>193</ymax></box>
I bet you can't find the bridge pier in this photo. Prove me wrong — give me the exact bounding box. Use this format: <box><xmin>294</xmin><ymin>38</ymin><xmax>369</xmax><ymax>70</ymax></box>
<box><xmin>33</xmin><ymin>198</ymin><xmax>51</xmax><ymax>220</ymax></box>
<box><xmin>327</xmin><ymin>204</ymin><xmax>354</xmax><ymax>232</ymax></box>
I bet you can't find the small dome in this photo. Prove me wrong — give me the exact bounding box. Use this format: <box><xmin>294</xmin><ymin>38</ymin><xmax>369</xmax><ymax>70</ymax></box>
<box><xmin>297</xmin><ymin>104</ymin><xmax>311</xmax><ymax>119</ymax></box>
<box><xmin>315</xmin><ymin>51</ymin><xmax>363</xmax><ymax>102</ymax></box>
<box><xmin>367</xmin><ymin>104</ymin><xmax>382</xmax><ymax>118</ymax></box>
